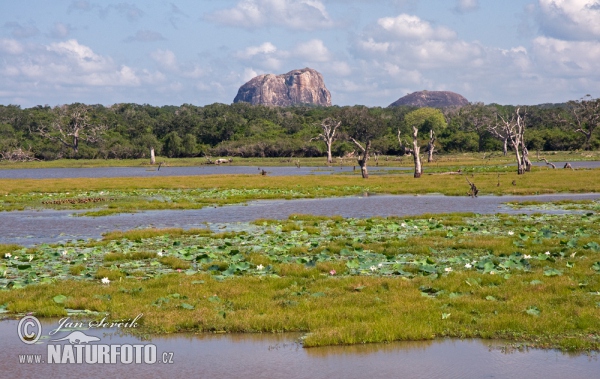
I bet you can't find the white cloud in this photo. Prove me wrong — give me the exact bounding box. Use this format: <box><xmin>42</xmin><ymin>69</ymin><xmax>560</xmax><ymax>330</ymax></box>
<box><xmin>236</xmin><ymin>42</ymin><xmax>277</xmax><ymax>59</ymax></box>
<box><xmin>207</xmin><ymin>0</ymin><xmax>334</xmax><ymax>31</ymax></box>
<box><xmin>376</xmin><ymin>14</ymin><xmax>456</xmax><ymax>40</ymax></box>
<box><xmin>49</xmin><ymin>22</ymin><xmax>71</xmax><ymax>39</ymax></box>
<box><xmin>294</xmin><ymin>39</ymin><xmax>331</xmax><ymax>62</ymax></box>
<box><xmin>0</xmin><ymin>38</ymin><xmax>24</xmax><ymax>55</ymax></box>
<box><xmin>538</xmin><ymin>0</ymin><xmax>600</xmax><ymax>40</ymax></box>
<box><xmin>455</xmin><ymin>0</ymin><xmax>479</xmax><ymax>13</ymax></box>
<box><xmin>150</xmin><ymin>49</ymin><xmax>178</xmax><ymax>71</ymax></box>
<box><xmin>532</xmin><ymin>36</ymin><xmax>600</xmax><ymax>76</ymax></box>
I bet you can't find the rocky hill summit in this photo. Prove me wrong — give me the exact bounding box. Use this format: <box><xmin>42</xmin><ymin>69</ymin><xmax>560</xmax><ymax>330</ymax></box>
<box><xmin>233</xmin><ymin>68</ymin><xmax>331</xmax><ymax>107</ymax></box>
<box><xmin>389</xmin><ymin>90</ymin><xmax>469</xmax><ymax>108</ymax></box>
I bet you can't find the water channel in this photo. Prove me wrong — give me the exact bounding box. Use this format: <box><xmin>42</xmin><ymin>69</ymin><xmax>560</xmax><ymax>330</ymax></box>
<box><xmin>1</xmin><ymin>319</ymin><xmax>598</xmax><ymax>379</ymax></box>
<box><xmin>1</xmin><ymin>193</ymin><xmax>598</xmax><ymax>246</ymax></box>
<box><xmin>1</xmin><ymin>160</ymin><xmax>599</xmax><ymax>179</ymax></box>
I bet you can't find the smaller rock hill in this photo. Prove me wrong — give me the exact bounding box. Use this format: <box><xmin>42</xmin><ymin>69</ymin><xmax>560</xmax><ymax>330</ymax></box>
<box><xmin>389</xmin><ymin>90</ymin><xmax>469</xmax><ymax>108</ymax></box>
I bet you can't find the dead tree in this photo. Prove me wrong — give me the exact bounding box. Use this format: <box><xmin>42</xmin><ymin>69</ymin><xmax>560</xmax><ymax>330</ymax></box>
<box><xmin>566</xmin><ymin>95</ymin><xmax>600</xmax><ymax>150</ymax></box>
<box><xmin>426</xmin><ymin>130</ymin><xmax>436</xmax><ymax>163</ymax></box>
<box><xmin>32</xmin><ymin>104</ymin><xmax>107</xmax><ymax>154</ymax></box>
<box><xmin>311</xmin><ymin>118</ymin><xmax>341</xmax><ymax>164</ymax></box>
<box><xmin>398</xmin><ymin>128</ymin><xmax>422</xmax><ymax>178</ymax></box>
<box><xmin>488</xmin><ymin>108</ymin><xmax>528</xmax><ymax>174</ymax></box>
<box><xmin>466</xmin><ymin>177</ymin><xmax>479</xmax><ymax>197</ymax></box>
<box><xmin>539</xmin><ymin>157</ymin><xmax>556</xmax><ymax>169</ymax></box>
<box><xmin>349</xmin><ymin>138</ymin><xmax>371</xmax><ymax>179</ymax></box>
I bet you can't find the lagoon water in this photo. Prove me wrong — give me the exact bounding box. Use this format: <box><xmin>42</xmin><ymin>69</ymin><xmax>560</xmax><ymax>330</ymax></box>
<box><xmin>1</xmin><ymin>319</ymin><xmax>598</xmax><ymax>379</ymax></box>
<box><xmin>1</xmin><ymin>193</ymin><xmax>598</xmax><ymax>246</ymax></box>
<box><xmin>1</xmin><ymin>160</ymin><xmax>599</xmax><ymax>179</ymax></box>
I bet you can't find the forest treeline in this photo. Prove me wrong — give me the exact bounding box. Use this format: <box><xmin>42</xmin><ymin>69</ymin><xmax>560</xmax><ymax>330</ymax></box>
<box><xmin>0</xmin><ymin>99</ymin><xmax>597</xmax><ymax>161</ymax></box>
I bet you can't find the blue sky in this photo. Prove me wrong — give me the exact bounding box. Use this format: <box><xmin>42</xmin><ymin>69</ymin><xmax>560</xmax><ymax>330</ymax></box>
<box><xmin>1</xmin><ymin>0</ymin><xmax>599</xmax><ymax>108</ymax></box>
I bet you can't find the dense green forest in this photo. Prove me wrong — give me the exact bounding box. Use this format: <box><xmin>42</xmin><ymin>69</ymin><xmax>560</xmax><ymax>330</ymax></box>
<box><xmin>0</xmin><ymin>99</ymin><xmax>598</xmax><ymax>161</ymax></box>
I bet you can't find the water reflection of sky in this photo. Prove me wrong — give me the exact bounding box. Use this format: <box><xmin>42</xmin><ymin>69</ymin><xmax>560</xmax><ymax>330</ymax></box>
<box><xmin>1</xmin><ymin>319</ymin><xmax>597</xmax><ymax>379</ymax></box>
<box><xmin>1</xmin><ymin>193</ymin><xmax>598</xmax><ymax>246</ymax></box>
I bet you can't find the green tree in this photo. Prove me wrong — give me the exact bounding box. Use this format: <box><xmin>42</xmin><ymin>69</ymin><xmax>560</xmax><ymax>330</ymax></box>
<box><xmin>400</xmin><ymin>108</ymin><xmax>446</xmax><ymax>178</ymax></box>
<box><xmin>163</xmin><ymin>131</ymin><xmax>183</xmax><ymax>158</ymax></box>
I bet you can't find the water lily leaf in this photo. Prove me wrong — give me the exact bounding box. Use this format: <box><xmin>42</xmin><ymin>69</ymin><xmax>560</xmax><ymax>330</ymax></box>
<box><xmin>180</xmin><ymin>303</ymin><xmax>195</xmax><ymax>310</ymax></box>
<box><xmin>526</xmin><ymin>306</ymin><xmax>541</xmax><ymax>317</ymax></box>
<box><xmin>592</xmin><ymin>262</ymin><xmax>600</xmax><ymax>272</ymax></box>
<box><xmin>208</xmin><ymin>295</ymin><xmax>220</xmax><ymax>303</ymax></box>
<box><xmin>566</xmin><ymin>238</ymin><xmax>578</xmax><ymax>248</ymax></box>
<box><xmin>53</xmin><ymin>294</ymin><xmax>67</xmax><ymax>304</ymax></box>
<box><xmin>191</xmin><ymin>280</ymin><xmax>205</xmax><ymax>284</ymax></box>
<box><xmin>584</xmin><ymin>242</ymin><xmax>600</xmax><ymax>252</ymax></box>
<box><xmin>486</xmin><ymin>296</ymin><xmax>497</xmax><ymax>301</ymax></box>
<box><xmin>543</xmin><ymin>267</ymin><xmax>562</xmax><ymax>277</ymax></box>
<box><xmin>566</xmin><ymin>262</ymin><xmax>574</xmax><ymax>268</ymax></box>
<box><xmin>530</xmin><ymin>280</ymin><xmax>543</xmax><ymax>285</ymax></box>
<box><xmin>311</xmin><ymin>292</ymin><xmax>325</xmax><ymax>298</ymax></box>
<box><xmin>441</xmin><ymin>313</ymin><xmax>451</xmax><ymax>320</ymax></box>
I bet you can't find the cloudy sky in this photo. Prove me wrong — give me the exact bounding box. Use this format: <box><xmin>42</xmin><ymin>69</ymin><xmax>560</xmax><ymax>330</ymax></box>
<box><xmin>1</xmin><ymin>0</ymin><xmax>599</xmax><ymax>108</ymax></box>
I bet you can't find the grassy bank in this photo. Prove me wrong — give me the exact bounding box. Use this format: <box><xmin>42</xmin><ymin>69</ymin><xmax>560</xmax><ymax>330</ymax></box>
<box><xmin>1</xmin><ymin>169</ymin><xmax>599</xmax><ymax>215</ymax></box>
<box><xmin>1</xmin><ymin>208</ymin><xmax>599</xmax><ymax>351</ymax></box>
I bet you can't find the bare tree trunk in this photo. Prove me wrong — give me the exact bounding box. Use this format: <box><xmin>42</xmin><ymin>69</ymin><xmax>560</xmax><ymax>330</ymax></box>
<box><xmin>326</xmin><ymin>147</ymin><xmax>333</xmax><ymax>165</ymax></box>
<box><xmin>503</xmin><ymin>137</ymin><xmax>508</xmax><ymax>156</ymax></box>
<box><xmin>412</xmin><ymin>126</ymin><xmax>422</xmax><ymax>178</ymax></box>
<box><xmin>350</xmin><ymin>138</ymin><xmax>370</xmax><ymax>179</ymax></box>
<box><xmin>521</xmin><ymin>145</ymin><xmax>532</xmax><ymax>172</ymax></box>
<box><xmin>427</xmin><ymin>130</ymin><xmax>435</xmax><ymax>163</ymax></box>
<box><xmin>150</xmin><ymin>147</ymin><xmax>156</xmax><ymax>165</ymax></box>
<box><xmin>514</xmin><ymin>144</ymin><xmax>524</xmax><ymax>175</ymax></box>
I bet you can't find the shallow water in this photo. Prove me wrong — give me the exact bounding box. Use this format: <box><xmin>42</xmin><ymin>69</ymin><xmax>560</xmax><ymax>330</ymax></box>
<box><xmin>1</xmin><ymin>193</ymin><xmax>598</xmax><ymax>246</ymax></box>
<box><xmin>0</xmin><ymin>161</ymin><xmax>598</xmax><ymax>179</ymax></box>
<box><xmin>1</xmin><ymin>319</ymin><xmax>597</xmax><ymax>379</ymax></box>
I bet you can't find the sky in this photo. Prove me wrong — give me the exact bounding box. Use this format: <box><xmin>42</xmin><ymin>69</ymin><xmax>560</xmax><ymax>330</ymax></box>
<box><xmin>0</xmin><ymin>0</ymin><xmax>599</xmax><ymax>108</ymax></box>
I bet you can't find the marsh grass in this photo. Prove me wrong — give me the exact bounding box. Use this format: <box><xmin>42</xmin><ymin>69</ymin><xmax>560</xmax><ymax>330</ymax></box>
<box><xmin>1</xmin><ymin>169</ymin><xmax>599</xmax><ymax>214</ymax></box>
<box><xmin>0</xmin><ymin>207</ymin><xmax>599</xmax><ymax>351</ymax></box>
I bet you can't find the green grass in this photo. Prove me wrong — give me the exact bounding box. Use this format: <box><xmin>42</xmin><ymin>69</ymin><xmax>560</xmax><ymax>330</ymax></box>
<box><xmin>1</xmin><ymin>168</ymin><xmax>599</xmax><ymax>214</ymax></box>
<box><xmin>1</xmin><ymin>209</ymin><xmax>599</xmax><ymax>351</ymax></box>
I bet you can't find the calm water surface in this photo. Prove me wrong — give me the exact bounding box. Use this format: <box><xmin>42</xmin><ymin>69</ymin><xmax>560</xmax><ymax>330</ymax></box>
<box><xmin>1</xmin><ymin>319</ymin><xmax>597</xmax><ymax>379</ymax></box>
<box><xmin>1</xmin><ymin>160</ymin><xmax>598</xmax><ymax>179</ymax></box>
<box><xmin>1</xmin><ymin>193</ymin><xmax>598</xmax><ymax>246</ymax></box>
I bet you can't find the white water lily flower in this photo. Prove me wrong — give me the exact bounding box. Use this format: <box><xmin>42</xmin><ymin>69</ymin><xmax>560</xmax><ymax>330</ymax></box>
<box><xmin>370</xmin><ymin>265</ymin><xmax>377</xmax><ymax>272</ymax></box>
<box><xmin>444</xmin><ymin>267</ymin><xmax>453</xmax><ymax>272</ymax></box>
<box><xmin>545</xmin><ymin>251</ymin><xmax>550</xmax><ymax>255</ymax></box>
<box><xmin>508</xmin><ymin>231</ymin><xmax>514</xmax><ymax>236</ymax></box>
<box><xmin>490</xmin><ymin>271</ymin><xmax>495</xmax><ymax>275</ymax></box>
<box><xmin>401</xmin><ymin>223</ymin><xmax>407</xmax><ymax>227</ymax></box>
<box><xmin>524</xmin><ymin>254</ymin><xmax>531</xmax><ymax>259</ymax></box>
<box><xmin>413</xmin><ymin>226</ymin><xmax>418</xmax><ymax>229</ymax></box>
<box><xmin>14</xmin><ymin>256</ymin><xmax>18</xmax><ymax>260</ymax></box>
<box><xmin>4</xmin><ymin>253</ymin><xmax>11</xmax><ymax>258</ymax></box>
<box><xmin>570</xmin><ymin>252</ymin><xmax>577</xmax><ymax>258</ymax></box>
<box><xmin>465</xmin><ymin>263</ymin><xmax>472</xmax><ymax>269</ymax></box>
<box><xmin>28</xmin><ymin>255</ymin><xmax>34</xmax><ymax>262</ymax></box>
<box><xmin>257</xmin><ymin>264</ymin><xmax>264</xmax><ymax>270</ymax></box>
<box><xmin>157</xmin><ymin>251</ymin><xmax>163</xmax><ymax>257</ymax></box>
<box><xmin>378</xmin><ymin>263</ymin><xmax>383</xmax><ymax>268</ymax></box>
<box><xmin>62</xmin><ymin>250</ymin><xmax>67</xmax><ymax>256</ymax></box>
<box><xmin>101</xmin><ymin>277</ymin><xmax>110</xmax><ymax>285</ymax></box>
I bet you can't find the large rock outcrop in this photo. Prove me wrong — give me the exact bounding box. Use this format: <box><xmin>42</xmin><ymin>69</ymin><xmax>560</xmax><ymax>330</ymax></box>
<box><xmin>233</xmin><ymin>68</ymin><xmax>331</xmax><ymax>107</ymax></box>
<box><xmin>389</xmin><ymin>90</ymin><xmax>469</xmax><ymax>108</ymax></box>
